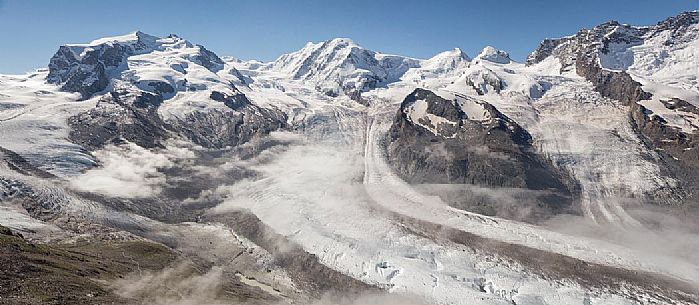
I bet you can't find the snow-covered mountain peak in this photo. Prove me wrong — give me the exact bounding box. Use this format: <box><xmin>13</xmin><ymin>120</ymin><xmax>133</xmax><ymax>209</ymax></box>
<box><xmin>46</xmin><ymin>32</ymin><xmax>231</xmax><ymax>99</ymax></box>
<box><xmin>474</xmin><ymin>46</ymin><xmax>511</xmax><ymax>64</ymax></box>
<box><xmin>446</xmin><ymin>47</ymin><xmax>469</xmax><ymax>58</ymax></box>
<box><xmin>527</xmin><ymin>11</ymin><xmax>699</xmax><ymax>67</ymax></box>
<box><xmin>397</xmin><ymin>48</ymin><xmax>471</xmax><ymax>86</ymax></box>
<box><xmin>267</xmin><ymin>37</ymin><xmax>374</xmax><ymax>77</ymax></box>
<box><xmin>263</xmin><ymin>37</ymin><xmax>419</xmax><ymax>102</ymax></box>
<box><xmin>67</xmin><ymin>31</ymin><xmax>159</xmax><ymax>48</ymax></box>
<box><xmin>4</xmin><ymin>12</ymin><xmax>699</xmax><ymax>305</ymax></box>
<box><xmin>324</xmin><ymin>37</ymin><xmax>358</xmax><ymax>48</ymax></box>
<box><xmin>425</xmin><ymin>48</ymin><xmax>471</xmax><ymax>65</ymax></box>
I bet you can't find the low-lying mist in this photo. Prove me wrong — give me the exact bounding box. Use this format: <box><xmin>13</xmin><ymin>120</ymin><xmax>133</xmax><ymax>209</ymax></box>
<box><xmin>113</xmin><ymin>262</ymin><xmax>228</xmax><ymax>305</ymax></box>
<box><xmin>545</xmin><ymin>203</ymin><xmax>699</xmax><ymax>273</ymax></box>
<box><xmin>66</xmin><ymin>126</ymin><xmax>699</xmax><ymax>303</ymax></box>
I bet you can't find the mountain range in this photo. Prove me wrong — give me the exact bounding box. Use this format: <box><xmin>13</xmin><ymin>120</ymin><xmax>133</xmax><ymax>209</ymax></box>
<box><xmin>1</xmin><ymin>11</ymin><xmax>699</xmax><ymax>305</ymax></box>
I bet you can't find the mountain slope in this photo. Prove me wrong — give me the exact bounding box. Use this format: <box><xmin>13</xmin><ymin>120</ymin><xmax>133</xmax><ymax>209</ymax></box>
<box><xmin>528</xmin><ymin>11</ymin><xmax>699</xmax><ymax>207</ymax></box>
<box><xmin>386</xmin><ymin>88</ymin><xmax>577</xmax><ymax>222</ymax></box>
<box><xmin>0</xmin><ymin>32</ymin><xmax>289</xmax><ymax>177</ymax></box>
<box><xmin>262</xmin><ymin>38</ymin><xmax>420</xmax><ymax>103</ymax></box>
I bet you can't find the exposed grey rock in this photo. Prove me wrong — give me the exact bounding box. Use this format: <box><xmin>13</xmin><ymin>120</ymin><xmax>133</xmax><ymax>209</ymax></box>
<box><xmin>49</xmin><ymin>31</ymin><xmax>289</xmax><ymax>152</ymax></box>
<box><xmin>67</xmin><ymin>90</ymin><xmax>169</xmax><ymax>150</ymax></box>
<box><xmin>140</xmin><ymin>80</ymin><xmax>175</xmax><ymax>97</ymax></box>
<box><xmin>160</xmin><ymin>91</ymin><xmax>288</xmax><ymax>149</ymax></box>
<box><xmin>528</xmin><ymin>11</ymin><xmax>699</xmax><ymax>207</ymax></box>
<box><xmin>526</xmin><ymin>38</ymin><xmax>566</xmax><ymax>65</ymax></box>
<box><xmin>386</xmin><ymin>89</ymin><xmax>578</xmax><ymax>221</ymax></box>
<box><xmin>209</xmin><ymin>90</ymin><xmax>251</xmax><ymax>110</ymax></box>
<box><xmin>47</xmin><ymin>45</ymin><xmax>113</xmax><ymax>99</ymax></box>
<box><xmin>190</xmin><ymin>44</ymin><xmax>225</xmax><ymax>72</ymax></box>
<box><xmin>168</xmin><ymin>108</ymin><xmax>287</xmax><ymax>149</ymax></box>
<box><xmin>629</xmin><ymin>100</ymin><xmax>699</xmax><ymax>204</ymax></box>
<box><xmin>661</xmin><ymin>98</ymin><xmax>699</xmax><ymax>115</ymax></box>
<box><xmin>46</xmin><ymin>32</ymin><xmax>156</xmax><ymax>99</ymax></box>
<box><xmin>67</xmin><ymin>88</ymin><xmax>288</xmax><ymax>152</ymax></box>
<box><xmin>463</xmin><ymin>68</ymin><xmax>504</xmax><ymax>95</ymax></box>
<box><xmin>652</xmin><ymin>11</ymin><xmax>699</xmax><ymax>42</ymax></box>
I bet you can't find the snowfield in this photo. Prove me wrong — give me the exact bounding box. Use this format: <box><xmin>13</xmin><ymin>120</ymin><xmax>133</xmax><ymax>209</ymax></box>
<box><xmin>598</xmin><ymin>21</ymin><xmax>699</xmax><ymax>133</ymax></box>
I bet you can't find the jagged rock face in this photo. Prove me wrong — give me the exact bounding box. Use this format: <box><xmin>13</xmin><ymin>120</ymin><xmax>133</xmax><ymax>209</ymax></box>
<box><xmin>526</xmin><ymin>38</ymin><xmax>564</xmax><ymax>65</ymax></box>
<box><xmin>68</xmin><ymin>89</ymin><xmax>288</xmax><ymax>150</ymax></box>
<box><xmin>630</xmin><ymin>100</ymin><xmax>699</xmax><ymax>203</ymax></box>
<box><xmin>68</xmin><ymin>90</ymin><xmax>169</xmax><ymax>150</ymax></box>
<box><xmin>209</xmin><ymin>90</ymin><xmax>251</xmax><ymax>110</ymax></box>
<box><xmin>528</xmin><ymin>12</ymin><xmax>699</xmax><ymax>205</ymax></box>
<box><xmin>526</xmin><ymin>21</ymin><xmax>645</xmax><ymax>70</ymax></box>
<box><xmin>386</xmin><ymin>89</ymin><xmax>576</xmax><ymax>221</ymax></box>
<box><xmin>47</xmin><ymin>32</ymin><xmax>156</xmax><ymax>99</ymax></box>
<box><xmin>47</xmin><ymin>44</ymin><xmax>115</xmax><ymax>99</ymax></box>
<box><xmin>652</xmin><ymin>11</ymin><xmax>699</xmax><ymax>41</ymax></box>
<box><xmin>528</xmin><ymin>12</ymin><xmax>699</xmax><ymax>75</ymax></box>
<box><xmin>169</xmin><ymin>91</ymin><xmax>288</xmax><ymax>149</ymax></box>
<box><xmin>190</xmin><ymin>45</ymin><xmax>225</xmax><ymax>72</ymax></box>
<box><xmin>46</xmin><ymin>32</ymin><xmax>232</xmax><ymax>99</ymax></box>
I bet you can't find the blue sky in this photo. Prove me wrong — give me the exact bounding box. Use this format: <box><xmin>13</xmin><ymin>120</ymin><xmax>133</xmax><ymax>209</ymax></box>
<box><xmin>0</xmin><ymin>0</ymin><xmax>697</xmax><ymax>74</ymax></box>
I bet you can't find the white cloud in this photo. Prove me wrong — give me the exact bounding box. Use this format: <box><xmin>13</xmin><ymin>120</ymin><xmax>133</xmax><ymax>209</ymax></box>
<box><xmin>68</xmin><ymin>140</ymin><xmax>198</xmax><ymax>198</ymax></box>
<box><xmin>112</xmin><ymin>262</ymin><xmax>228</xmax><ymax>305</ymax></box>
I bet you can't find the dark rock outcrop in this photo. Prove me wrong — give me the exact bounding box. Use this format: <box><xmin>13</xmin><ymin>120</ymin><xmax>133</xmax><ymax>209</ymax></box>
<box><xmin>386</xmin><ymin>89</ymin><xmax>577</xmax><ymax>221</ymax></box>
<box><xmin>168</xmin><ymin>108</ymin><xmax>287</xmax><ymax>149</ymax></box>
<box><xmin>191</xmin><ymin>44</ymin><xmax>225</xmax><ymax>72</ymax></box>
<box><xmin>47</xmin><ymin>32</ymin><xmax>157</xmax><ymax>99</ymax></box>
<box><xmin>463</xmin><ymin>68</ymin><xmax>504</xmax><ymax>95</ymax></box>
<box><xmin>210</xmin><ymin>90</ymin><xmax>251</xmax><ymax>110</ymax></box>
<box><xmin>67</xmin><ymin>89</ymin><xmax>288</xmax><ymax>151</ymax></box>
<box><xmin>68</xmin><ymin>90</ymin><xmax>169</xmax><ymax>150</ymax></box>
<box><xmin>163</xmin><ymin>91</ymin><xmax>288</xmax><ymax>149</ymax></box>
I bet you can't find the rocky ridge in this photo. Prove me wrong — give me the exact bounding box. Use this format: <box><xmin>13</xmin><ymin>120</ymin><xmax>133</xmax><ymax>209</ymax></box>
<box><xmin>386</xmin><ymin>88</ymin><xmax>577</xmax><ymax>221</ymax></box>
<box><xmin>528</xmin><ymin>11</ymin><xmax>699</xmax><ymax>206</ymax></box>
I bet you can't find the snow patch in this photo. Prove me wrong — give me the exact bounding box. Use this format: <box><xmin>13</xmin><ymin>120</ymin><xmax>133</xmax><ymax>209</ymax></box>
<box><xmin>403</xmin><ymin>98</ymin><xmax>458</xmax><ymax>137</ymax></box>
